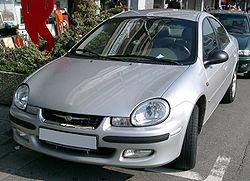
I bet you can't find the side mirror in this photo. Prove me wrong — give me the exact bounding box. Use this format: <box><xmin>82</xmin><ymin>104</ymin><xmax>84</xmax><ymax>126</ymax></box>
<box><xmin>65</xmin><ymin>40</ymin><xmax>76</xmax><ymax>51</ymax></box>
<box><xmin>204</xmin><ymin>50</ymin><xmax>229</xmax><ymax>67</ymax></box>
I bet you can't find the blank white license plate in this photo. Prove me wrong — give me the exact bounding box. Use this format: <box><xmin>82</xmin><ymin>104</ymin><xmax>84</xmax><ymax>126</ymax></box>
<box><xmin>39</xmin><ymin>128</ymin><xmax>97</xmax><ymax>150</ymax></box>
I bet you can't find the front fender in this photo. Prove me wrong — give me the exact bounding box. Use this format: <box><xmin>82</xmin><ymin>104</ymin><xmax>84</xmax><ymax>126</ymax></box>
<box><xmin>162</xmin><ymin>61</ymin><xmax>207</xmax><ymax>109</ymax></box>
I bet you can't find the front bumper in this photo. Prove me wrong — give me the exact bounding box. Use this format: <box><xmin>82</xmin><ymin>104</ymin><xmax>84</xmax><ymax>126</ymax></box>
<box><xmin>9</xmin><ymin>102</ymin><xmax>193</xmax><ymax>168</ymax></box>
<box><xmin>238</xmin><ymin>57</ymin><xmax>250</xmax><ymax>73</ymax></box>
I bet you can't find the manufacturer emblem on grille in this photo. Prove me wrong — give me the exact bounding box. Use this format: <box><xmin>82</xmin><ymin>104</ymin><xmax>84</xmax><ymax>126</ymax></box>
<box><xmin>64</xmin><ymin>115</ymin><xmax>73</xmax><ymax>122</ymax></box>
<box><xmin>53</xmin><ymin>114</ymin><xmax>73</xmax><ymax>122</ymax></box>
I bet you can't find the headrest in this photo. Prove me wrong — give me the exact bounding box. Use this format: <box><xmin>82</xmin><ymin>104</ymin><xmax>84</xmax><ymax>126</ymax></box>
<box><xmin>182</xmin><ymin>28</ymin><xmax>192</xmax><ymax>40</ymax></box>
<box><xmin>155</xmin><ymin>27</ymin><xmax>171</xmax><ymax>39</ymax></box>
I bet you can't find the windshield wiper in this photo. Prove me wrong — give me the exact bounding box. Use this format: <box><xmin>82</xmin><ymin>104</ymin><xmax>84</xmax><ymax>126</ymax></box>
<box><xmin>107</xmin><ymin>55</ymin><xmax>182</xmax><ymax>65</ymax></box>
<box><xmin>76</xmin><ymin>48</ymin><xmax>101</xmax><ymax>56</ymax></box>
<box><xmin>75</xmin><ymin>49</ymin><xmax>121</xmax><ymax>61</ymax></box>
<box><xmin>136</xmin><ymin>55</ymin><xmax>182</xmax><ymax>65</ymax></box>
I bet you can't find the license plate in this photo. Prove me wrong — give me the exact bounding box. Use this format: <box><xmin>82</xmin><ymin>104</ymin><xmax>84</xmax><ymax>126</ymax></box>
<box><xmin>39</xmin><ymin>128</ymin><xmax>97</xmax><ymax>150</ymax></box>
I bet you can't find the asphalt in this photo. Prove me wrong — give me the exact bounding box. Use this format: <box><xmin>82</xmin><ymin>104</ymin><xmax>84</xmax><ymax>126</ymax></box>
<box><xmin>237</xmin><ymin>134</ymin><xmax>250</xmax><ymax>181</ymax></box>
<box><xmin>0</xmin><ymin>104</ymin><xmax>250</xmax><ymax>181</ymax></box>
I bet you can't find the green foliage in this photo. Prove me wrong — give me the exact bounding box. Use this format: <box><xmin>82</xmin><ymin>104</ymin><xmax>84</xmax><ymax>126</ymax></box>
<box><xmin>107</xmin><ymin>6</ymin><xmax>123</xmax><ymax>15</ymax></box>
<box><xmin>85</xmin><ymin>31</ymin><xmax>111</xmax><ymax>52</ymax></box>
<box><xmin>0</xmin><ymin>43</ymin><xmax>48</xmax><ymax>75</ymax></box>
<box><xmin>50</xmin><ymin>0</ymin><xmax>122</xmax><ymax>58</ymax></box>
<box><xmin>0</xmin><ymin>0</ymin><xmax>122</xmax><ymax>75</ymax></box>
<box><xmin>50</xmin><ymin>0</ymin><xmax>100</xmax><ymax>58</ymax></box>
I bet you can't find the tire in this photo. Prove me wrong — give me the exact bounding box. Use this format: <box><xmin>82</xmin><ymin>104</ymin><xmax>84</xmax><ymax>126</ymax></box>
<box><xmin>172</xmin><ymin>105</ymin><xmax>199</xmax><ymax>170</ymax></box>
<box><xmin>221</xmin><ymin>70</ymin><xmax>237</xmax><ymax>103</ymax></box>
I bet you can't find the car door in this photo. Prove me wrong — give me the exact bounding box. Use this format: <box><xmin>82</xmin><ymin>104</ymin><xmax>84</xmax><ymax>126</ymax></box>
<box><xmin>202</xmin><ymin>17</ymin><xmax>233</xmax><ymax>119</ymax></box>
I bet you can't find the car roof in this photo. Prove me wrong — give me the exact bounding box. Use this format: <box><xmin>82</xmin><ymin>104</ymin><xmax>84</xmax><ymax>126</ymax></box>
<box><xmin>209</xmin><ymin>10</ymin><xmax>247</xmax><ymax>16</ymax></box>
<box><xmin>113</xmin><ymin>9</ymin><xmax>205</xmax><ymax>22</ymax></box>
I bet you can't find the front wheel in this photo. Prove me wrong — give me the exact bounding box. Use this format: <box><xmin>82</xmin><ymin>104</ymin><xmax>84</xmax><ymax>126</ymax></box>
<box><xmin>221</xmin><ymin>70</ymin><xmax>237</xmax><ymax>103</ymax></box>
<box><xmin>172</xmin><ymin>105</ymin><xmax>199</xmax><ymax>170</ymax></box>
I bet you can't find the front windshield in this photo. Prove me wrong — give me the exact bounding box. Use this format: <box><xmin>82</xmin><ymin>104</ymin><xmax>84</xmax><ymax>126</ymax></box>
<box><xmin>73</xmin><ymin>17</ymin><xmax>197</xmax><ymax>65</ymax></box>
<box><xmin>212</xmin><ymin>14</ymin><xmax>250</xmax><ymax>34</ymax></box>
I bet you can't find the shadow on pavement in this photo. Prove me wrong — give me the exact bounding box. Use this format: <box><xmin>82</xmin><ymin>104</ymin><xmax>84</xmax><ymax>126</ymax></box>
<box><xmin>0</xmin><ymin>148</ymin><xmax>133</xmax><ymax>181</ymax></box>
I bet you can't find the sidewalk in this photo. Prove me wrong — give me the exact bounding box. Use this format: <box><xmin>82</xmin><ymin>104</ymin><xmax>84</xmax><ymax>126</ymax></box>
<box><xmin>0</xmin><ymin>105</ymin><xmax>16</xmax><ymax>160</ymax></box>
<box><xmin>0</xmin><ymin>105</ymin><xmax>19</xmax><ymax>181</ymax></box>
<box><xmin>0</xmin><ymin>105</ymin><xmax>12</xmax><ymax>146</ymax></box>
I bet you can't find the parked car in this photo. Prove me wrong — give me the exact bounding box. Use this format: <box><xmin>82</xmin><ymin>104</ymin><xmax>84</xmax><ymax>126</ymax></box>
<box><xmin>9</xmin><ymin>9</ymin><xmax>239</xmax><ymax>170</ymax></box>
<box><xmin>210</xmin><ymin>10</ymin><xmax>250</xmax><ymax>77</ymax></box>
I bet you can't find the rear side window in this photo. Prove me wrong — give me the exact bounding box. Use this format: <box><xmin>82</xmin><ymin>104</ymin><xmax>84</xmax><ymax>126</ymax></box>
<box><xmin>202</xmin><ymin>18</ymin><xmax>219</xmax><ymax>60</ymax></box>
<box><xmin>208</xmin><ymin>17</ymin><xmax>229</xmax><ymax>49</ymax></box>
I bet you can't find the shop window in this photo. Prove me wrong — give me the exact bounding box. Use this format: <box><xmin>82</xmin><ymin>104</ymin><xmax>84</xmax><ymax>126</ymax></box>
<box><xmin>56</xmin><ymin>0</ymin><xmax>61</xmax><ymax>8</ymax></box>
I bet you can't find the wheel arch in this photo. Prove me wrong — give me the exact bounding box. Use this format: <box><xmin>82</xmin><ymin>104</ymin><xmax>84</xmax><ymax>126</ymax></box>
<box><xmin>196</xmin><ymin>95</ymin><xmax>206</xmax><ymax>134</ymax></box>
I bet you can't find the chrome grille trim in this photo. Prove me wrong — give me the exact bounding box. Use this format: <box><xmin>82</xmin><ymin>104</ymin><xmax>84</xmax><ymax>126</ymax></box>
<box><xmin>40</xmin><ymin>108</ymin><xmax>104</xmax><ymax>129</ymax></box>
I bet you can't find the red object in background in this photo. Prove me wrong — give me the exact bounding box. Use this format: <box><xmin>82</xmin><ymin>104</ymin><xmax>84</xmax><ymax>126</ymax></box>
<box><xmin>55</xmin><ymin>8</ymin><xmax>69</xmax><ymax>35</ymax></box>
<box><xmin>15</xmin><ymin>35</ymin><xmax>24</xmax><ymax>47</ymax></box>
<box><xmin>21</xmin><ymin>0</ymin><xmax>55</xmax><ymax>52</ymax></box>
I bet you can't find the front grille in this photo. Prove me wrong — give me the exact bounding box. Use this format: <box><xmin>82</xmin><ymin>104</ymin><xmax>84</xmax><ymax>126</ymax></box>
<box><xmin>42</xmin><ymin>108</ymin><xmax>104</xmax><ymax>129</ymax></box>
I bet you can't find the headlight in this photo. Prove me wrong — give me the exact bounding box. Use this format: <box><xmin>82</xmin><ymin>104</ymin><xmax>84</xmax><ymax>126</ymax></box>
<box><xmin>14</xmin><ymin>84</ymin><xmax>29</xmax><ymax>110</ymax></box>
<box><xmin>239</xmin><ymin>50</ymin><xmax>250</xmax><ymax>56</ymax></box>
<box><xmin>131</xmin><ymin>99</ymin><xmax>170</xmax><ymax>127</ymax></box>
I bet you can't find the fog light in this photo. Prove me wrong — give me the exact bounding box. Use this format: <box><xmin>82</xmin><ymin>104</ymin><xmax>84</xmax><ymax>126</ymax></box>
<box><xmin>123</xmin><ymin>149</ymin><xmax>153</xmax><ymax>158</ymax></box>
<box><xmin>111</xmin><ymin>117</ymin><xmax>132</xmax><ymax>127</ymax></box>
<box><xmin>16</xmin><ymin>129</ymin><xmax>29</xmax><ymax>141</ymax></box>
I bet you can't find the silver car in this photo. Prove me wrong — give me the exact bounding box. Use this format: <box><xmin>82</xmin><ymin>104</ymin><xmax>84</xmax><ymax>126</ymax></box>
<box><xmin>10</xmin><ymin>9</ymin><xmax>238</xmax><ymax>170</ymax></box>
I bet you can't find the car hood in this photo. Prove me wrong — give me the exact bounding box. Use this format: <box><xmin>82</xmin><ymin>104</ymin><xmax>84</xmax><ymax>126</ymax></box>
<box><xmin>26</xmin><ymin>57</ymin><xmax>188</xmax><ymax>117</ymax></box>
<box><xmin>230</xmin><ymin>33</ymin><xmax>250</xmax><ymax>50</ymax></box>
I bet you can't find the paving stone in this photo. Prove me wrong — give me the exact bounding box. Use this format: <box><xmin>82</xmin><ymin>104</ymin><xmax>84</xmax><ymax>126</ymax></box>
<box><xmin>0</xmin><ymin>135</ymin><xmax>12</xmax><ymax>145</ymax></box>
<box><xmin>0</xmin><ymin>142</ymin><xmax>16</xmax><ymax>159</ymax></box>
<box><xmin>0</xmin><ymin>122</ymin><xmax>11</xmax><ymax>135</ymax></box>
<box><xmin>0</xmin><ymin>106</ymin><xmax>10</xmax><ymax>122</ymax></box>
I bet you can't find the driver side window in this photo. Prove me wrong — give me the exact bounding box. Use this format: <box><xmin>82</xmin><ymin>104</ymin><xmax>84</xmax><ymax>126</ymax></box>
<box><xmin>202</xmin><ymin>19</ymin><xmax>219</xmax><ymax>60</ymax></box>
